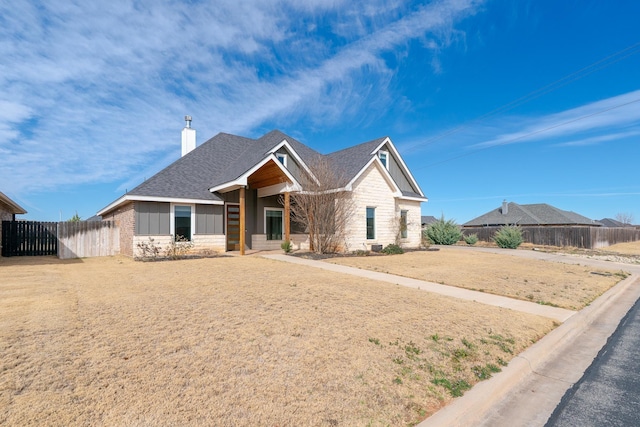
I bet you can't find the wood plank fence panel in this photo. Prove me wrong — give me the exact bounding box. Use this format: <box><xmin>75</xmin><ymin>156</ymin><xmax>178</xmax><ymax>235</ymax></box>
<box><xmin>462</xmin><ymin>226</ymin><xmax>640</xmax><ymax>249</ymax></box>
<box><xmin>1</xmin><ymin>221</ymin><xmax>58</xmax><ymax>257</ymax></box>
<box><xmin>57</xmin><ymin>221</ymin><xmax>120</xmax><ymax>259</ymax></box>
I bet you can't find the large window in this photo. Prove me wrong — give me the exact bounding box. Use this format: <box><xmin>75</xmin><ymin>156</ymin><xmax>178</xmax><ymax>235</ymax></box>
<box><xmin>174</xmin><ymin>205</ymin><xmax>192</xmax><ymax>241</ymax></box>
<box><xmin>366</xmin><ymin>207</ymin><xmax>375</xmax><ymax>240</ymax></box>
<box><xmin>265</xmin><ymin>208</ymin><xmax>283</xmax><ymax>241</ymax></box>
<box><xmin>400</xmin><ymin>210</ymin><xmax>408</xmax><ymax>239</ymax></box>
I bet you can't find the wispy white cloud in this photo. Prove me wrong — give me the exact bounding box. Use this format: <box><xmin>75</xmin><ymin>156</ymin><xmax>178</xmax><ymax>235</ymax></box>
<box><xmin>0</xmin><ymin>0</ymin><xmax>482</xmax><ymax>199</ymax></box>
<box><xmin>471</xmin><ymin>89</ymin><xmax>640</xmax><ymax>149</ymax></box>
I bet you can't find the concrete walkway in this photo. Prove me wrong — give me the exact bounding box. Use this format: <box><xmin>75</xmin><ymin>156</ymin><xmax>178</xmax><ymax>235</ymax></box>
<box><xmin>262</xmin><ymin>247</ymin><xmax>640</xmax><ymax>426</ymax></box>
<box><xmin>263</xmin><ymin>253</ymin><xmax>576</xmax><ymax>322</ymax></box>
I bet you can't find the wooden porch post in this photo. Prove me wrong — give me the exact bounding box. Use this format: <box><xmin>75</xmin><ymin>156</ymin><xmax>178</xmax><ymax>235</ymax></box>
<box><xmin>240</xmin><ymin>186</ymin><xmax>246</xmax><ymax>255</ymax></box>
<box><xmin>284</xmin><ymin>192</ymin><xmax>290</xmax><ymax>242</ymax></box>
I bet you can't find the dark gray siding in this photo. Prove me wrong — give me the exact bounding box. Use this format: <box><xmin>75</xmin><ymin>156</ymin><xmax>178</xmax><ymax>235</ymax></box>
<box><xmin>195</xmin><ymin>205</ymin><xmax>223</xmax><ymax>234</ymax></box>
<box><xmin>276</xmin><ymin>147</ymin><xmax>304</xmax><ymax>182</ymax></box>
<box><xmin>386</xmin><ymin>147</ymin><xmax>416</xmax><ymax>194</ymax></box>
<box><xmin>135</xmin><ymin>202</ymin><xmax>170</xmax><ymax>235</ymax></box>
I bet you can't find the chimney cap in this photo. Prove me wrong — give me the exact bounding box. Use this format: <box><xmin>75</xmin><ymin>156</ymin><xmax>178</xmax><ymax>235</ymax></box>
<box><xmin>184</xmin><ymin>115</ymin><xmax>192</xmax><ymax>128</ymax></box>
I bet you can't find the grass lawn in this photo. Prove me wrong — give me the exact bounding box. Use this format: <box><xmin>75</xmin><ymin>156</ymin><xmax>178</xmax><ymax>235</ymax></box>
<box><xmin>0</xmin><ymin>255</ymin><xmax>556</xmax><ymax>426</ymax></box>
<box><xmin>328</xmin><ymin>247</ymin><xmax>627</xmax><ymax>310</ymax></box>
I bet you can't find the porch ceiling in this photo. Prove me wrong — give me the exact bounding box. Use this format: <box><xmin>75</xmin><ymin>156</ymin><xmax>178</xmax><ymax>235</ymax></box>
<box><xmin>247</xmin><ymin>159</ymin><xmax>292</xmax><ymax>189</ymax></box>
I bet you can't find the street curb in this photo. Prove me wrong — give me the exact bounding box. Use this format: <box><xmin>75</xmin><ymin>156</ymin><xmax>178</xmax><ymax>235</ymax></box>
<box><xmin>418</xmin><ymin>273</ymin><xmax>640</xmax><ymax>427</ymax></box>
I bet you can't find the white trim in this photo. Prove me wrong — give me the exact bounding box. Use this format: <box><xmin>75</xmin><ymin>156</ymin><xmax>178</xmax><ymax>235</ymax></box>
<box><xmin>346</xmin><ymin>157</ymin><xmax>401</xmax><ymax>196</ymax></box>
<box><xmin>369</xmin><ymin>137</ymin><xmax>426</xmax><ymax>198</ymax></box>
<box><xmin>257</xmin><ymin>182</ymin><xmax>300</xmax><ymax>198</ymax></box>
<box><xmin>275</xmin><ymin>152</ymin><xmax>287</xmax><ymax>167</ymax></box>
<box><xmin>98</xmin><ymin>194</ymin><xmax>222</xmax><ymax>216</ymax></box>
<box><xmin>263</xmin><ymin>207</ymin><xmax>284</xmax><ymax>240</ymax></box>
<box><xmin>268</xmin><ymin>139</ymin><xmax>318</xmax><ymax>183</ymax></box>
<box><xmin>378</xmin><ymin>150</ymin><xmax>389</xmax><ymax>170</ymax></box>
<box><xmin>208</xmin><ymin>156</ymin><xmax>301</xmax><ymax>194</ymax></box>
<box><xmin>170</xmin><ymin>203</ymin><xmax>195</xmax><ymax>240</ymax></box>
<box><xmin>366</xmin><ymin>206</ymin><xmax>376</xmax><ymax>240</ymax></box>
<box><xmin>397</xmin><ymin>194</ymin><xmax>429</xmax><ymax>202</ymax></box>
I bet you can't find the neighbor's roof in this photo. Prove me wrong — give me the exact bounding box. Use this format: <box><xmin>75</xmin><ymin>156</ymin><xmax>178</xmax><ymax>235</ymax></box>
<box><xmin>463</xmin><ymin>202</ymin><xmax>599</xmax><ymax>227</ymax></box>
<box><xmin>598</xmin><ymin>218</ymin><xmax>629</xmax><ymax>227</ymax></box>
<box><xmin>0</xmin><ymin>192</ymin><xmax>27</xmax><ymax>215</ymax></box>
<box><xmin>421</xmin><ymin>215</ymin><xmax>437</xmax><ymax>226</ymax></box>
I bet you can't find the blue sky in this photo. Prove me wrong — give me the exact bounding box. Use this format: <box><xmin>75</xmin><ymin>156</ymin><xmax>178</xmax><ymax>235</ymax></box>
<box><xmin>1</xmin><ymin>0</ymin><xmax>639</xmax><ymax>223</ymax></box>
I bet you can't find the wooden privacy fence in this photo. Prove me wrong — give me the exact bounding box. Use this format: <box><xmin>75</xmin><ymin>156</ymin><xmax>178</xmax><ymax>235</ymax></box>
<box><xmin>57</xmin><ymin>221</ymin><xmax>120</xmax><ymax>259</ymax></box>
<box><xmin>1</xmin><ymin>221</ymin><xmax>58</xmax><ymax>257</ymax></box>
<box><xmin>462</xmin><ymin>226</ymin><xmax>640</xmax><ymax>249</ymax></box>
<box><xmin>1</xmin><ymin>220</ymin><xmax>119</xmax><ymax>259</ymax></box>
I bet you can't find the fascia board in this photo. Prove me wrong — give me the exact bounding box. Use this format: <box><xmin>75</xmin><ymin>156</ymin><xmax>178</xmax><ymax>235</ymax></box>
<box><xmin>209</xmin><ymin>155</ymin><xmax>301</xmax><ymax>194</ymax></box>
<box><xmin>369</xmin><ymin>137</ymin><xmax>426</xmax><ymax>198</ymax></box>
<box><xmin>98</xmin><ymin>195</ymin><xmax>223</xmax><ymax>216</ymax></box>
<box><xmin>268</xmin><ymin>139</ymin><xmax>319</xmax><ymax>184</ymax></box>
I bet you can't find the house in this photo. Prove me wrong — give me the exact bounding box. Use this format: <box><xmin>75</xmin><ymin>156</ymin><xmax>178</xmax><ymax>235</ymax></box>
<box><xmin>463</xmin><ymin>201</ymin><xmax>600</xmax><ymax>227</ymax></box>
<box><xmin>0</xmin><ymin>192</ymin><xmax>27</xmax><ymax>253</ymax></box>
<box><xmin>598</xmin><ymin>218</ymin><xmax>633</xmax><ymax>228</ymax></box>
<box><xmin>421</xmin><ymin>215</ymin><xmax>437</xmax><ymax>228</ymax></box>
<box><xmin>98</xmin><ymin>118</ymin><xmax>427</xmax><ymax>256</ymax></box>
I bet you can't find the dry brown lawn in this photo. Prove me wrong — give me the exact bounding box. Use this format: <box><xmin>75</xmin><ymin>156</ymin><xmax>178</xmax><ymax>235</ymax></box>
<box><xmin>0</xmin><ymin>255</ymin><xmax>556</xmax><ymax>426</ymax></box>
<box><xmin>328</xmin><ymin>247</ymin><xmax>626</xmax><ymax>310</ymax></box>
<box><xmin>599</xmin><ymin>240</ymin><xmax>640</xmax><ymax>256</ymax></box>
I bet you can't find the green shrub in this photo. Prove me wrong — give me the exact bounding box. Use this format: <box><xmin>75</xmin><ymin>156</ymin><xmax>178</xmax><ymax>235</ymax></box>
<box><xmin>381</xmin><ymin>244</ymin><xmax>404</xmax><ymax>255</ymax></box>
<box><xmin>493</xmin><ymin>225</ymin><xmax>523</xmax><ymax>249</ymax></box>
<box><xmin>424</xmin><ymin>216</ymin><xmax>462</xmax><ymax>245</ymax></box>
<box><xmin>281</xmin><ymin>240</ymin><xmax>292</xmax><ymax>253</ymax></box>
<box><xmin>463</xmin><ymin>233</ymin><xmax>478</xmax><ymax>245</ymax></box>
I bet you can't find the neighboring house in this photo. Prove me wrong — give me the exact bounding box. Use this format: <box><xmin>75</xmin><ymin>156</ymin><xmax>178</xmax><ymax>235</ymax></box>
<box><xmin>0</xmin><ymin>192</ymin><xmax>27</xmax><ymax>252</ymax></box>
<box><xmin>463</xmin><ymin>201</ymin><xmax>601</xmax><ymax>227</ymax></box>
<box><xmin>421</xmin><ymin>215</ymin><xmax>437</xmax><ymax>228</ymax></box>
<box><xmin>598</xmin><ymin>218</ymin><xmax>632</xmax><ymax>228</ymax></box>
<box><xmin>98</xmin><ymin>118</ymin><xmax>427</xmax><ymax>256</ymax></box>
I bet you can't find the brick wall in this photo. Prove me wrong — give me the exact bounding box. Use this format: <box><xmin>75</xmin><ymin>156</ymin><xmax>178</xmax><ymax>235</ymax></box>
<box><xmin>102</xmin><ymin>202</ymin><xmax>135</xmax><ymax>256</ymax></box>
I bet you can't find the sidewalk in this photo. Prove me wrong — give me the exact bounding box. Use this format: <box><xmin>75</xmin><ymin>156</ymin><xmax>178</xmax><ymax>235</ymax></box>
<box><xmin>262</xmin><ymin>248</ymin><xmax>640</xmax><ymax>426</ymax></box>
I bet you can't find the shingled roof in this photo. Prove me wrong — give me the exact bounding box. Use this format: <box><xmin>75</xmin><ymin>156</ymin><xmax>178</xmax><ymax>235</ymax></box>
<box><xmin>99</xmin><ymin>129</ymin><xmax>425</xmax><ymax>215</ymax></box>
<box><xmin>463</xmin><ymin>202</ymin><xmax>600</xmax><ymax>227</ymax></box>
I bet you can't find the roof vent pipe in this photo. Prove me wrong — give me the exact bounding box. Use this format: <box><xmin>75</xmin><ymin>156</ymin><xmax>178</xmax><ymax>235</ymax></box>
<box><xmin>181</xmin><ymin>115</ymin><xmax>196</xmax><ymax>157</ymax></box>
<box><xmin>502</xmin><ymin>200</ymin><xmax>508</xmax><ymax>215</ymax></box>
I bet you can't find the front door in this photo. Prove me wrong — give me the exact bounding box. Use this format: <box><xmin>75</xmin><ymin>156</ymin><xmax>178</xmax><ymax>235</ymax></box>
<box><xmin>226</xmin><ymin>204</ymin><xmax>241</xmax><ymax>251</ymax></box>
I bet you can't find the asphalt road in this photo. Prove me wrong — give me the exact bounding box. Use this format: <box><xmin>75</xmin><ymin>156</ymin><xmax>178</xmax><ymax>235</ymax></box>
<box><xmin>546</xmin><ymin>295</ymin><xmax>640</xmax><ymax>427</ymax></box>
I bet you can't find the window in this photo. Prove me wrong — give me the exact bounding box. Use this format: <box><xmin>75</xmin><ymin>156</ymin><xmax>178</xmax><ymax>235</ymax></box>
<box><xmin>378</xmin><ymin>150</ymin><xmax>389</xmax><ymax>170</ymax></box>
<box><xmin>366</xmin><ymin>207</ymin><xmax>375</xmax><ymax>240</ymax></box>
<box><xmin>265</xmin><ymin>208</ymin><xmax>283</xmax><ymax>241</ymax></box>
<box><xmin>275</xmin><ymin>153</ymin><xmax>287</xmax><ymax>167</ymax></box>
<box><xmin>174</xmin><ymin>205</ymin><xmax>192</xmax><ymax>241</ymax></box>
<box><xmin>400</xmin><ymin>210</ymin><xmax>408</xmax><ymax>239</ymax></box>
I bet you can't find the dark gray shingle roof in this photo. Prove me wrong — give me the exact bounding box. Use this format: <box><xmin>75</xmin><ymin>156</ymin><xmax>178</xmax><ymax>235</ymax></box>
<box><xmin>325</xmin><ymin>137</ymin><xmax>387</xmax><ymax>184</ymax></box>
<box><xmin>463</xmin><ymin>202</ymin><xmax>599</xmax><ymax>227</ymax></box>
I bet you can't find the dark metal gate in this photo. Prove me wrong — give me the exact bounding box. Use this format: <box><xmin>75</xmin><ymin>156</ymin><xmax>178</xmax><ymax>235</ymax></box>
<box><xmin>1</xmin><ymin>221</ymin><xmax>58</xmax><ymax>257</ymax></box>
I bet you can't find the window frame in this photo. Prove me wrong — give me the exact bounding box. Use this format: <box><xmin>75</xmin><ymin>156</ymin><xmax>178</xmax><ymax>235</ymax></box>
<box><xmin>378</xmin><ymin>150</ymin><xmax>389</xmax><ymax>170</ymax></box>
<box><xmin>275</xmin><ymin>153</ymin><xmax>288</xmax><ymax>167</ymax></box>
<box><xmin>264</xmin><ymin>207</ymin><xmax>284</xmax><ymax>241</ymax></box>
<box><xmin>171</xmin><ymin>204</ymin><xmax>195</xmax><ymax>241</ymax></box>
<box><xmin>400</xmin><ymin>210</ymin><xmax>408</xmax><ymax>239</ymax></box>
<box><xmin>366</xmin><ymin>207</ymin><xmax>376</xmax><ymax>240</ymax></box>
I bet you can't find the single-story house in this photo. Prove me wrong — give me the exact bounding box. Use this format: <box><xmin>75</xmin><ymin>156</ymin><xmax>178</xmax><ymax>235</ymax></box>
<box><xmin>598</xmin><ymin>218</ymin><xmax>634</xmax><ymax>228</ymax></box>
<box><xmin>0</xmin><ymin>191</ymin><xmax>27</xmax><ymax>253</ymax></box>
<box><xmin>98</xmin><ymin>118</ymin><xmax>427</xmax><ymax>256</ymax></box>
<box><xmin>421</xmin><ymin>215</ymin><xmax>437</xmax><ymax>228</ymax></box>
<box><xmin>463</xmin><ymin>201</ymin><xmax>601</xmax><ymax>227</ymax></box>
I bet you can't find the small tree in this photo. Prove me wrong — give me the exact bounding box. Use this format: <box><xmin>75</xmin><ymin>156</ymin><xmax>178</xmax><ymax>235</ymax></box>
<box><xmin>284</xmin><ymin>156</ymin><xmax>355</xmax><ymax>254</ymax></box>
<box><xmin>68</xmin><ymin>212</ymin><xmax>81</xmax><ymax>222</ymax></box>
<box><xmin>424</xmin><ymin>215</ymin><xmax>462</xmax><ymax>245</ymax></box>
<box><xmin>615</xmin><ymin>212</ymin><xmax>635</xmax><ymax>226</ymax></box>
<box><xmin>493</xmin><ymin>225</ymin><xmax>523</xmax><ymax>249</ymax></box>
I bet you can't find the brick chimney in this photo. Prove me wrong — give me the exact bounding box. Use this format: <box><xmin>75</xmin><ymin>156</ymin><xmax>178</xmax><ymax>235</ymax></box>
<box><xmin>181</xmin><ymin>115</ymin><xmax>196</xmax><ymax>157</ymax></box>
